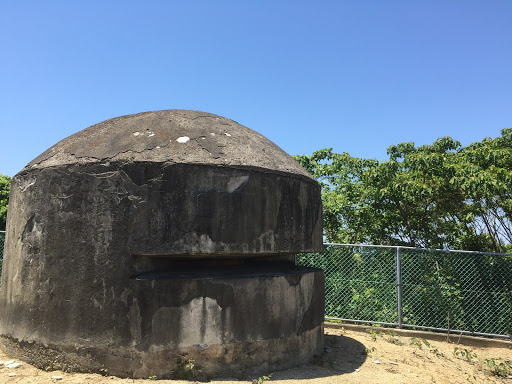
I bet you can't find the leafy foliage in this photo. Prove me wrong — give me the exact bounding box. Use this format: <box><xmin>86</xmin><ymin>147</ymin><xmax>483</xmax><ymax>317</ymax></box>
<box><xmin>294</xmin><ymin>129</ymin><xmax>512</xmax><ymax>252</ymax></box>
<box><xmin>0</xmin><ymin>173</ymin><xmax>11</xmax><ymax>231</ymax></box>
<box><xmin>455</xmin><ymin>128</ymin><xmax>512</xmax><ymax>252</ymax></box>
<box><xmin>0</xmin><ymin>232</ymin><xmax>3</xmax><ymax>288</ymax></box>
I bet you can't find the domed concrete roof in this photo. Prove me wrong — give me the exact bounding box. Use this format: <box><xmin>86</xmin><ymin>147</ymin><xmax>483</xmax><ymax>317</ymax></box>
<box><xmin>27</xmin><ymin>110</ymin><xmax>312</xmax><ymax>179</ymax></box>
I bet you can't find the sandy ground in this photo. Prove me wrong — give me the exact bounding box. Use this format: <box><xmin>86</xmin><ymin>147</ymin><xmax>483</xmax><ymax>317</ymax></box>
<box><xmin>1</xmin><ymin>326</ymin><xmax>511</xmax><ymax>383</ymax></box>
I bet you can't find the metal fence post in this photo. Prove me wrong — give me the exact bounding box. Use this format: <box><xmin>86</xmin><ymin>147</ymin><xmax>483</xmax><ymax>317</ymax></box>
<box><xmin>396</xmin><ymin>246</ymin><xmax>403</xmax><ymax>328</ymax></box>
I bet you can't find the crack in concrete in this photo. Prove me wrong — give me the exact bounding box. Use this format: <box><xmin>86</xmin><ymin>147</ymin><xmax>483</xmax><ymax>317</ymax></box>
<box><xmin>29</xmin><ymin>140</ymin><xmax>174</xmax><ymax>169</ymax></box>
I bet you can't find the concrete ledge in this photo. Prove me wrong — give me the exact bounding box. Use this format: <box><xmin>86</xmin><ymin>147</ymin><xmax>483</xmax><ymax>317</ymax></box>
<box><xmin>325</xmin><ymin>322</ymin><xmax>512</xmax><ymax>349</ymax></box>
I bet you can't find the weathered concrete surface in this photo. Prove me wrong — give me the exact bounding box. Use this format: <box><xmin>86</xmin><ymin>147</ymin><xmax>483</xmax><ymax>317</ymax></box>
<box><xmin>1</xmin><ymin>265</ymin><xmax>324</xmax><ymax>378</ymax></box>
<box><xmin>0</xmin><ymin>110</ymin><xmax>324</xmax><ymax>378</ymax></box>
<box><xmin>3</xmin><ymin>162</ymin><xmax>321</xmax><ymax>256</ymax></box>
<box><xmin>17</xmin><ymin>110</ymin><xmax>322</xmax><ymax>256</ymax></box>
<box><xmin>27</xmin><ymin>110</ymin><xmax>313</xmax><ymax>179</ymax></box>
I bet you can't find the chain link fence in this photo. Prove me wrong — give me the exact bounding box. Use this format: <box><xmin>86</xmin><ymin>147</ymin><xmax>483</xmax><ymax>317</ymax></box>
<box><xmin>298</xmin><ymin>243</ymin><xmax>512</xmax><ymax>338</ymax></box>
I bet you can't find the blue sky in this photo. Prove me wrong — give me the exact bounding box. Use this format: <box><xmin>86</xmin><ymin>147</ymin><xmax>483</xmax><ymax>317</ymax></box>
<box><xmin>1</xmin><ymin>1</ymin><xmax>511</xmax><ymax>177</ymax></box>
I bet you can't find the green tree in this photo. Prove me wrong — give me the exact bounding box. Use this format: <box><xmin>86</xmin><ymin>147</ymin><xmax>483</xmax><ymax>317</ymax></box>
<box><xmin>294</xmin><ymin>149</ymin><xmax>378</xmax><ymax>243</ymax></box>
<box><xmin>366</xmin><ymin>137</ymin><xmax>470</xmax><ymax>248</ymax></box>
<box><xmin>0</xmin><ymin>173</ymin><xmax>11</xmax><ymax>231</ymax></box>
<box><xmin>295</xmin><ymin>138</ymin><xmax>467</xmax><ymax>248</ymax></box>
<box><xmin>294</xmin><ymin>131</ymin><xmax>512</xmax><ymax>251</ymax></box>
<box><xmin>454</xmin><ymin>128</ymin><xmax>512</xmax><ymax>252</ymax></box>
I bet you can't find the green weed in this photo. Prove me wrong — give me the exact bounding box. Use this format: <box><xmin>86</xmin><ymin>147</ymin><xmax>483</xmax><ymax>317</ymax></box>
<box><xmin>453</xmin><ymin>347</ymin><xmax>477</xmax><ymax>363</ymax></box>
<box><xmin>253</xmin><ymin>374</ymin><xmax>272</xmax><ymax>384</ymax></box>
<box><xmin>429</xmin><ymin>348</ymin><xmax>444</xmax><ymax>358</ymax></box>
<box><xmin>363</xmin><ymin>347</ymin><xmax>376</xmax><ymax>355</ymax></box>
<box><xmin>367</xmin><ymin>329</ymin><xmax>378</xmax><ymax>341</ymax></box>
<box><xmin>409</xmin><ymin>337</ymin><xmax>430</xmax><ymax>351</ymax></box>
<box><xmin>171</xmin><ymin>358</ymin><xmax>202</xmax><ymax>380</ymax></box>
<box><xmin>482</xmin><ymin>358</ymin><xmax>511</xmax><ymax>377</ymax></box>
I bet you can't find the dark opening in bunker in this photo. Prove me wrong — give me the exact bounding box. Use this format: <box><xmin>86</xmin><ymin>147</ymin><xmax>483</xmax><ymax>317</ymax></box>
<box><xmin>130</xmin><ymin>254</ymin><xmax>297</xmax><ymax>279</ymax></box>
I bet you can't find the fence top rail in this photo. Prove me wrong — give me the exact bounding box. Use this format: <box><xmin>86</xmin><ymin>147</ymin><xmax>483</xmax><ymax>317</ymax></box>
<box><xmin>323</xmin><ymin>242</ymin><xmax>512</xmax><ymax>257</ymax></box>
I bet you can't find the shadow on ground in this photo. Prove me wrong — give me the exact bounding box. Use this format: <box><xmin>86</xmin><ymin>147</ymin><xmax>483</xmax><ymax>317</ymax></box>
<box><xmin>269</xmin><ymin>333</ymin><xmax>368</xmax><ymax>380</ymax></box>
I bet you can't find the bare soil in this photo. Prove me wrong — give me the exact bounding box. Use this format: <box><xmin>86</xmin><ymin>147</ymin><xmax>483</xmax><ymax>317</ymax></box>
<box><xmin>1</xmin><ymin>326</ymin><xmax>511</xmax><ymax>383</ymax></box>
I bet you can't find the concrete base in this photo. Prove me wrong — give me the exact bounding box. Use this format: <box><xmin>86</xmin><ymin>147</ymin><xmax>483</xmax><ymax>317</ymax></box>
<box><xmin>0</xmin><ymin>265</ymin><xmax>324</xmax><ymax>379</ymax></box>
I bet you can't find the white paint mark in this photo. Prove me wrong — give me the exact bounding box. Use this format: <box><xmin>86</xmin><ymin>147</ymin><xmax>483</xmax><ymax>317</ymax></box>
<box><xmin>18</xmin><ymin>176</ymin><xmax>36</xmax><ymax>192</ymax></box>
<box><xmin>226</xmin><ymin>176</ymin><xmax>249</xmax><ymax>193</ymax></box>
<box><xmin>148</xmin><ymin>133</ymin><xmax>155</xmax><ymax>137</ymax></box>
<box><xmin>156</xmin><ymin>146</ymin><xmax>161</xmax><ymax>149</ymax></box>
<box><xmin>224</xmin><ymin>133</ymin><xmax>231</xmax><ymax>137</ymax></box>
<box><xmin>176</xmin><ymin>136</ymin><xmax>190</xmax><ymax>143</ymax></box>
<box><xmin>133</xmin><ymin>132</ymin><xmax>141</xmax><ymax>136</ymax></box>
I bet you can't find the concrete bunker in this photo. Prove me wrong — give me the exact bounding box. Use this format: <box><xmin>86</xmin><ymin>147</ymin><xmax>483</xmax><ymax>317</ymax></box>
<box><xmin>0</xmin><ymin>110</ymin><xmax>324</xmax><ymax>379</ymax></box>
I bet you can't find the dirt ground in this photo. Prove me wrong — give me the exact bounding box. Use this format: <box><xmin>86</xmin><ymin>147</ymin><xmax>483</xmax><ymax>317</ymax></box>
<box><xmin>1</xmin><ymin>325</ymin><xmax>511</xmax><ymax>383</ymax></box>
